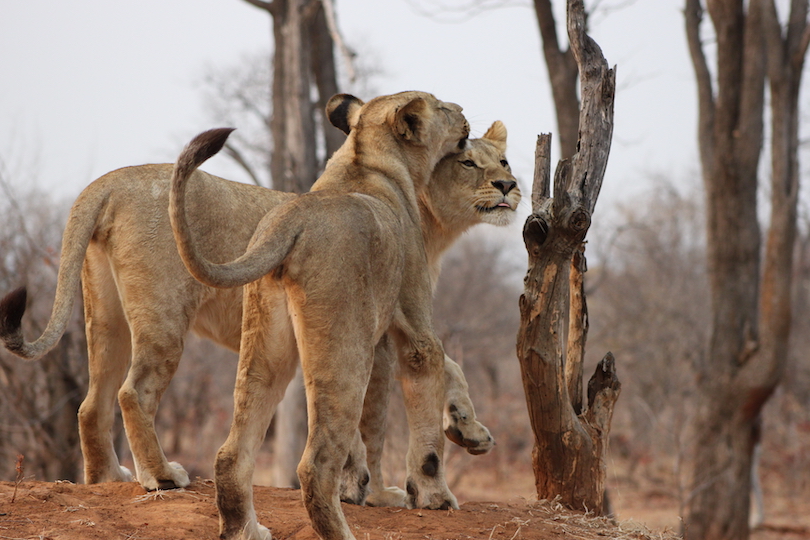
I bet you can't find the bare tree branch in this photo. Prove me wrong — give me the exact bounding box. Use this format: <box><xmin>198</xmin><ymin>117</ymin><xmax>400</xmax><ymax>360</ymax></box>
<box><xmin>684</xmin><ymin>0</ymin><xmax>715</xmax><ymax>174</ymax></box>
<box><xmin>242</xmin><ymin>0</ymin><xmax>275</xmax><ymax>13</ymax></box>
<box><xmin>224</xmin><ymin>143</ymin><xmax>264</xmax><ymax>186</ymax></box>
<box><xmin>533</xmin><ymin>0</ymin><xmax>580</xmax><ymax>159</ymax></box>
<box><xmin>321</xmin><ymin>0</ymin><xmax>356</xmax><ymax>83</ymax></box>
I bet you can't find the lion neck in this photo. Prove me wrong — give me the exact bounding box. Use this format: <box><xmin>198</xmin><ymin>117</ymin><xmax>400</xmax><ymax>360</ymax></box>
<box><xmin>319</xmin><ymin>127</ymin><xmax>442</xmax><ymax>226</ymax></box>
<box><xmin>418</xmin><ymin>192</ymin><xmax>477</xmax><ymax>289</ymax></box>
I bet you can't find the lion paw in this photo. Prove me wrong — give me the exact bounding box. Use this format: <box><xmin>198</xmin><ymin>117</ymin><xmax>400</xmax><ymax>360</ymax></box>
<box><xmin>444</xmin><ymin>404</ymin><xmax>495</xmax><ymax>455</ymax></box>
<box><xmin>254</xmin><ymin>523</ymin><xmax>273</xmax><ymax>540</ymax></box>
<box><xmin>119</xmin><ymin>466</ymin><xmax>134</xmax><ymax>482</ymax></box>
<box><xmin>365</xmin><ymin>486</ymin><xmax>407</xmax><ymax>508</ymax></box>
<box><xmin>339</xmin><ymin>461</ymin><xmax>370</xmax><ymax>506</ymax></box>
<box><xmin>138</xmin><ymin>461</ymin><xmax>190</xmax><ymax>491</ymax></box>
<box><xmin>405</xmin><ymin>477</ymin><xmax>458</xmax><ymax>511</ymax></box>
<box><xmin>223</xmin><ymin>521</ymin><xmax>272</xmax><ymax>540</ymax></box>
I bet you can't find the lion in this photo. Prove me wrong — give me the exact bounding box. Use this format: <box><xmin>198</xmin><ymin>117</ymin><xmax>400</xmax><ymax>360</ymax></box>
<box><xmin>167</xmin><ymin>92</ymin><xmax>512</xmax><ymax>540</ymax></box>
<box><xmin>0</xmin><ymin>105</ymin><xmax>519</xmax><ymax>514</ymax></box>
<box><xmin>347</xmin><ymin>117</ymin><xmax>520</xmax><ymax>508</ymax></box>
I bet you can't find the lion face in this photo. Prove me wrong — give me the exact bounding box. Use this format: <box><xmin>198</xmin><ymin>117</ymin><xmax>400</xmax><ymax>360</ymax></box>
<box><xmin>426</xmin><ymin>120</ymin><xmax>521</xmax><ymax>230</ymax></box>
<box><xmin>456</xmin><ymin>137</ymin><xmax>521</xmax><ymax>227</ymax></box>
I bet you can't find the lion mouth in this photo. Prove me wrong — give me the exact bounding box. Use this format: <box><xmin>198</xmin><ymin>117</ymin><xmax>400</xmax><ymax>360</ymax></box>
<box><xmin>476</xmin><ymin>201</ymin><xmax>513</xmax><ymax>213</ymax></box>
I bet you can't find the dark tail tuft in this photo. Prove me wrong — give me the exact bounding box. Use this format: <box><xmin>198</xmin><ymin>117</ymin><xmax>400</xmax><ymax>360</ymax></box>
<box><xmin>0</xmin><ymin>287</ymin><xmax>28</xmax><ymax>352</ymax></box>
<box><xmin>176</xmin><ymin>128</ymin><xmax>235</xmax><ymax>176</ymax></box>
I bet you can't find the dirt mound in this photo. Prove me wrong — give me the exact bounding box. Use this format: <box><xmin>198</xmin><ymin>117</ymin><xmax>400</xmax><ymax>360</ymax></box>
<box><xmin>0</xmin><ymin>479</ymin><xmax>676</xmax><ymax>540</ymax></box>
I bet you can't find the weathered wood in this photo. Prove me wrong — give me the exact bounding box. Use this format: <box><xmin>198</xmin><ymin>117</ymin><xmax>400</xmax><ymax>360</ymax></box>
<box><xmin>516</xmin><ymin>0</ymin><xmax>618</xmax><ymax>515</ymax></box>
<box><xmin>566</xmin><ymin>247</ymin><xmax>587</xmax><ymax>416</ymax></box>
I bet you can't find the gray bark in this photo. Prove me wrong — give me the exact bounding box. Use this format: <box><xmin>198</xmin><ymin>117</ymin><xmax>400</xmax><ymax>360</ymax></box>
<box><xmin>683</xmin><ymin>1</ymin><xmax>809</xmax><ymax>538</ymax></box>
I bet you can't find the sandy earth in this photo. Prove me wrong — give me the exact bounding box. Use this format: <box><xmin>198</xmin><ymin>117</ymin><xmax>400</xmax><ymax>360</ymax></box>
<box><xmin>0</xmin><ymin>479</ymin><xmax>676</xmax><ymax>540</ymax></box>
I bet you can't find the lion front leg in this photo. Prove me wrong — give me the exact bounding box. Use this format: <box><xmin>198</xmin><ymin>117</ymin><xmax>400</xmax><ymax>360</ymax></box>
<box><xmin>443</xmin><ymin>355</ymin><xmax>495</xmax><ymax>455</ymax></box>
<box><xmin>395</xmin><ymin>334</ymin><xmax>458</xmax><ymax>511</ymax></box>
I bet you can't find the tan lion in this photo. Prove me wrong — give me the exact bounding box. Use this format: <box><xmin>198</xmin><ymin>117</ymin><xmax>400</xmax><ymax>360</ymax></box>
<box><xmin>168</xmin><ymin>92</ymin><xmax>514</xmax><ymax>540</ymax></box>
<box><xmin>0</xmin><ymin>104</ymin><xmax>519</xmax><ymax>513</ymax></box>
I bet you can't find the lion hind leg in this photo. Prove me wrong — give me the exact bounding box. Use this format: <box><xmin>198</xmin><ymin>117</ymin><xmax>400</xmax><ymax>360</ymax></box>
<box><xmin>216</xmin><ymin>356</ymin><xmax>298</xmax><ymax>539</ymax></box>
<box><xmin>443</xmin><ymin>355</ymin><xmax>495</xmax><ymax>455</ymax></box>
<box><xmin>79</xmin><ymin>251</ymin><xmax>133</xmax><ymax>484</ymax></box>
<box><xmin>216</xmin><ymin>362</ymin><xmax>295</xmax><ymax>540</ymax></box>
<box><xmin>296</xmin><ymin>334</ymin><xmax>376</xmax><ymax>540</ymax></box>
<box><xmin>359</xmin><ymin>335</ymin><xmax>407</xmax><ymax>508</ymax></box>
<box><xmin>297</xmin><ymin>378</ymin><xmax>364</xmax><ymax>540</ymax></box>
<box><xmin>217</xmin><ymin>285</ymin><xmax>298</xmax><ymax>540</ymax></box>
<box><xmin>118</xmin><ymin>332</ymin><xmax>190</xmax><ymax>491</ymax></box>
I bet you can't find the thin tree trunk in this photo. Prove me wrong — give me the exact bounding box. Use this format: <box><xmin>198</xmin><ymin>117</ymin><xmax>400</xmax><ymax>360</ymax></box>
<box><xmin>533</xmin><ymin>0</ymin><xmax>580</xmax><ymax>160</ymax></box>
<box><xmin>308</xmin><ymin>0</ymin><xmax>344</xmax><ymax>165</ymax></box>
<box><xmin>517</xmin><ymin>0</ymin><xmax>618</xmax><ymax>514</ymax></box>
<box><xmin>274</xmin><ymin>0</ymin><xmax>317</xmax><ymax>194</ymax></box>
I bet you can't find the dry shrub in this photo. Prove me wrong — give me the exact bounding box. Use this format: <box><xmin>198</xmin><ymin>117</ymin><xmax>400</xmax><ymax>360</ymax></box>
<box><xmin>0</xmin><ymin>181</ymin><xmax>88</xmax><ymax>482</ymax></box>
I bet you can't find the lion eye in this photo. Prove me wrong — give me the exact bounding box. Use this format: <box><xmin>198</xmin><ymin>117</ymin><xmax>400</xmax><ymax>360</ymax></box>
<box><xmin>460</xmin><ymin>159</ymin><xmax>476</xmax><ymax>168</ymax></box>
<box><xmin>500</xmin><ymin>159</ymin><xmax>509</xmax><ymax>168</ymax></box>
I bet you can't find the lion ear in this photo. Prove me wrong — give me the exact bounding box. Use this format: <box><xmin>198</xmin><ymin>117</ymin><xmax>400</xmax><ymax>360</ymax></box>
<box><xmin>392</xmin><ymin>97</ymin><xmax>428</xmax><ymax>143</ymax></box>
<box><xmin>482</xmin><ymin>121</ymin><xmax>507</xmax><ymax>152</ymax></box>
<box><xmin>326</xmin><ymin>94</ymin><xmax>364</xmax><ymax>135</ymax></box>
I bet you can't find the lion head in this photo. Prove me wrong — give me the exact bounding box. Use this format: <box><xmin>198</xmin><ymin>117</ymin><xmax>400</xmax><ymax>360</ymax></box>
<box><xmin>418</xmin><ymin>120</ymin><xmax>521</xmax><ymax>271</ymax></box>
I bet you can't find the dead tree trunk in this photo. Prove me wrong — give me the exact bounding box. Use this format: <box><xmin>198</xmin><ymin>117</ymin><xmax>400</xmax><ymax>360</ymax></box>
<box><xmin>516</xmin><ymin>0</ymin><xmax>619</xmax><ymax>515</ymax></box>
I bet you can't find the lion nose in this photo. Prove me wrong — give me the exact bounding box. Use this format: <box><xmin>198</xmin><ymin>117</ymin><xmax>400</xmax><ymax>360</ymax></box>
<box><xmin>492</xmin><ymin>180</ymin><xmax>517</xmax><ymax>195</ymax></box>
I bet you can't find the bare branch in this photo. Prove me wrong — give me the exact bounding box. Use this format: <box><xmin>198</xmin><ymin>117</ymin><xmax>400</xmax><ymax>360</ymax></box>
<box><xmin>798</xmin><ymin>22</ymin><xmax>810</xmax><ymax>67</ymax></box>
<box><xmin>223</xmin><ymin>143</ymin><xmax>265</xmax><ymax>187</ymax></box>
<box><xmin>736</xmin><ymin>0</ymin><xmax>766</xmax><ymax>176</ymax></box>
<box><xmin>786</xmin><ymin>0</ymin><xmax>810</xmax><ymax>65</ymax></box>
<box><xmin>684</xmin><ymin>0</ymin><xmax>715</xmax><ymax>174</ymax></box>
<box><xmin>534</xmin><ymin>0</ymin><xmax>580</xmax><ymax>159</ymax></box>
<box><xmin>532</xmin><ymin>134</ymin><xmax>552</xmax><ymax>208</ymax></box>
<box><xmin>241</xmin><ymin>0</ymin><xmax>275</xmax><ymax>13</ymax></box>
<box><xmin>321</xmin><ymin>0</ymin><xmax>357</xmax><ymax>83</ymax></box>
<box><xmin>761</xmin><ymin>0</ymin><xmax>786</xmax><ymax>84</ymax></box>
<box><xmin>567</xmin><ymin>0</ymin><xmax>615</xmax><ymax>215</ymax></box>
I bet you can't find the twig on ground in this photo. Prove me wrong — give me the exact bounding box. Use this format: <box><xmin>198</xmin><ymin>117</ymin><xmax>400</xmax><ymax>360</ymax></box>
<box><xmin>10</xmin><ymin>455</ymin><xmax>23</xmax><ymax>503</ymax></box>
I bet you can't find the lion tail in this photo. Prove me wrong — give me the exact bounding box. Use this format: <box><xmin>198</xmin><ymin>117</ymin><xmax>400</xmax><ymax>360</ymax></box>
<box><xmin>169</xmin><ymin>128</ymin><xmax>300</xmax><ymax>289</ymax></box>
<box><xmin>0</xmin><ymin>182</ymin><xmax>110</xmax><ymax>360</ymax></box>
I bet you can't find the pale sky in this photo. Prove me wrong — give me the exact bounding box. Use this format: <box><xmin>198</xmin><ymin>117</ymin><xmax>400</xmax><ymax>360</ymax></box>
<box><xmin>1</xmin><ymin>0</ymin><xmax>700</xmax><ymax>220</ymax></box>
